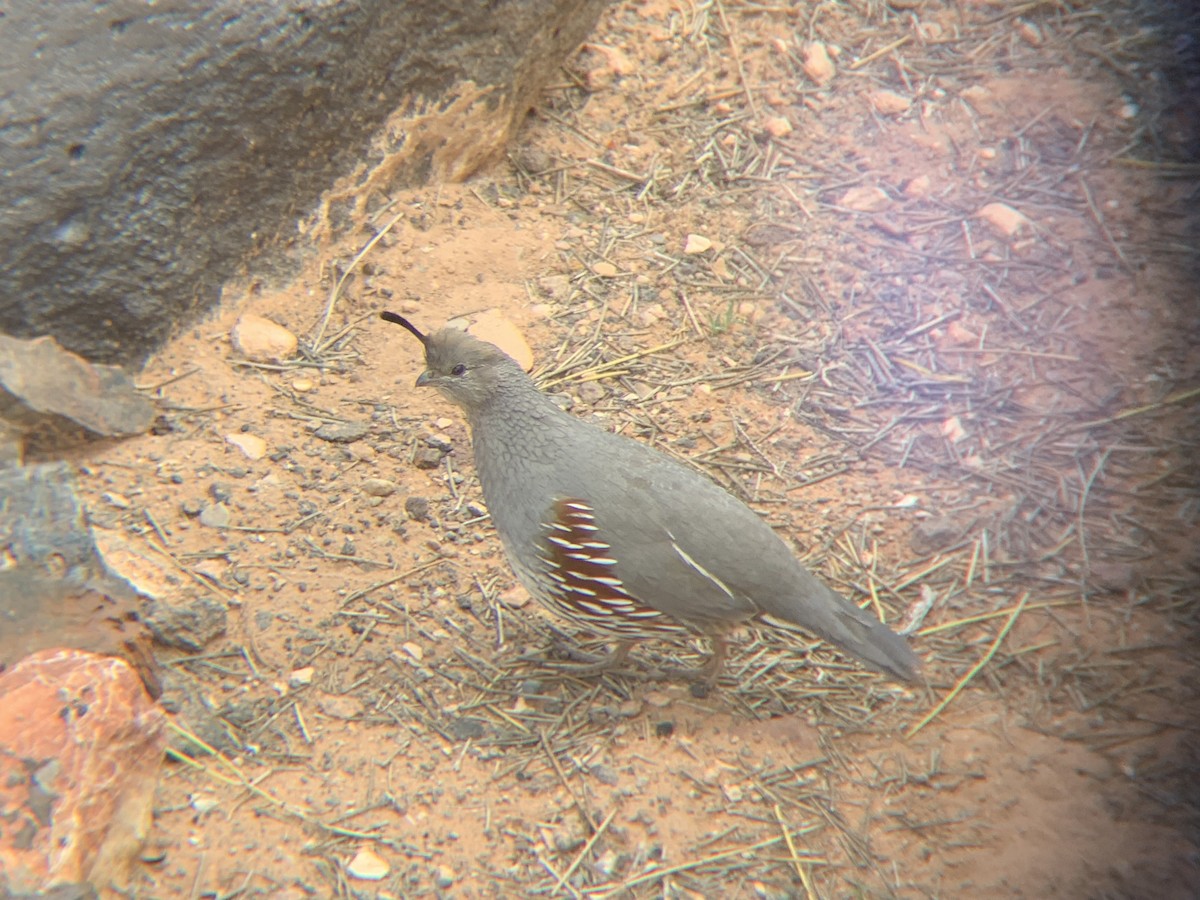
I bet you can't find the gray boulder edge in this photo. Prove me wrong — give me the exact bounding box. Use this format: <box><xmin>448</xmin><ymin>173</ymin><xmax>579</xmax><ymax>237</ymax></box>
<box><xmin>0</xmin><ymin>0</ymin><xmax>607</xmax><ymax>365</ymax></box>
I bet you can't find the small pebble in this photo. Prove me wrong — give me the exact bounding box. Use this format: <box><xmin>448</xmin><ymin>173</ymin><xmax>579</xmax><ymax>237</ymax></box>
<box><xmin>314</xmin><ymin>421</ymin><xmax>370</xmax><ymax>443</ymax></box>
<box><xmin>346</xmin><ymin>847</ymin><xmax>389</xmax><ymax>881</ymax></box>
<box><xmin>977</xmin><ymin>201</ymin><xmax>1030</xmax><ymax>237</ymax></box>
<box><xmin>763</xmin><ymin>115</ymin><xmax>793</xmax><ymax>137</ymax></box>
<box><xmin>226</xmin><ymin>433</ymin><xmax>267</xmax><ymax>460</ymax></box>
<box><xmin>361</xmin><ymin>477</ymin><xmax>398</xmax><ymax>497</ymax></box>
<box><xmin>405</xmin><ymin>495</ymin><xmax>431</xmax><ymax>522</ymax></box>
<box><xmin>870</xmin><ymin>89</ymin><xmax>911</xmax><ymax>115</ymax></box>
<box><xmin>841</xmin><ymin>185</ymin><xmax>890</xmax><ymax>212</ymax></box>
<box><xmin>801</xmin><ymin>41</ymin><xmax>836</xmax><ymax>84</ymax></box>
<box><xmin>199</xmin><ymin>503</ymin><xmax>230</xmax><ymax>528</ymax></box>
<box><xmin>230</xmin><ymin>313</ymin><xmax>297</xmax><ymax>363</ymax></box>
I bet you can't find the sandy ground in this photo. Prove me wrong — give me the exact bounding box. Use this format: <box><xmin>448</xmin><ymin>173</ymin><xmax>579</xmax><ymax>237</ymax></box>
<box><xmin>32</xmin><ymin>1</ymin><xmax>1200</xmax><ymax>897</ymax></box>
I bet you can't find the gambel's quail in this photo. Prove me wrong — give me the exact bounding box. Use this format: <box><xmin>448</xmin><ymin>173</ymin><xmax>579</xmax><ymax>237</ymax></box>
<box><xmin>382</xmin><ymin>312</ymin><xmax>921</xmax><ymax>685</ymax></box>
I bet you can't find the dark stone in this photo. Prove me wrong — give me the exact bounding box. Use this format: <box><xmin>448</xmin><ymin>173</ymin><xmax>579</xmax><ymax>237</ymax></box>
<box><xmin>143</xmin><ymin>595</ymin><xmax>227</xmax><ymax>652</ymax></box>
<box><xmin>446</xmin><ymin>716</ymin><xmax>487</xmax><ymax>741</ymax></box>
<box><xmin>314</xmin><ymin>421</ymin><xmax>370</xmax><ymax>443</ymax></box>
<box><xmin>413</xmin><ymin>445</ymin><xmax>445</xmax><ymax>469</ymax></box>
<box><xmin>404</xmin><ymin>495</ymin><xmax>431</xmax><ymax>522</ymax></box>
<box><xmin>909</xmin><ymin>515</ymin><xmax>961</xmax><ymax>554</ymax></box>
<box><xmin>0</xmin><ymin>0</ymin><xmax>609</xmax><ymax>364</ymax></box>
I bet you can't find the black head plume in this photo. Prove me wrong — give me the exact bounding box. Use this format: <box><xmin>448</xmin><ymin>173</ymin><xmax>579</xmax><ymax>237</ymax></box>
<box><xmin>380</xmin><ymin>311</ymin><xmax>427</xmax><ymax>345</ymax></box>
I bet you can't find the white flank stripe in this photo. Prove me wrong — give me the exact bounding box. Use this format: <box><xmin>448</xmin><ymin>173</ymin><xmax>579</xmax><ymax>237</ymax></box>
<box><xmin>671</xmin><ymin>541</ymin><xmax>736</xmax><ymax>600</ymax></box>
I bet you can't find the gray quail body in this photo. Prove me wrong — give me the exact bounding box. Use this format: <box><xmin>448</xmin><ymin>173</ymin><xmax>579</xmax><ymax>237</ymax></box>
<box><xmin>382</xmin><ymin>312</ymin><xmax>921</xmax><ymax>685</ymax></box>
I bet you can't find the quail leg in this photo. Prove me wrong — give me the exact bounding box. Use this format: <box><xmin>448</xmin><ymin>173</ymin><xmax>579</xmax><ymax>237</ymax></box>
<box><xmin>698</xmin><ymin>633</ymin><xmax>728</xmax><ymax>686</ymax></box>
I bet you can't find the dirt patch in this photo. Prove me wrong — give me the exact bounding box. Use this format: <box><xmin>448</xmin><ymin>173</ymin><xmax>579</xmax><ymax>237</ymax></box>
<box><xmin>41</xmin><ymin>1</ymin><xmax>1200</xmax><ymax>897</ymax></box>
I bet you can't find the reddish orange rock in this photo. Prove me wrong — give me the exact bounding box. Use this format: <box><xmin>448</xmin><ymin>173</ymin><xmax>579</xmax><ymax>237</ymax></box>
<box><xmin>0</xmin><ymin>648</ymin><xmax>167</xmax><ymax>896</ymax></box>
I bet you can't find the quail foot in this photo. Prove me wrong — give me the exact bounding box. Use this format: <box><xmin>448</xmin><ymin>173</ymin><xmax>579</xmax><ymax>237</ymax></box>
<box><xmin>382</xmin><ymin>312</ymin><xmax>922</xmax><ymax>686</ymax></box>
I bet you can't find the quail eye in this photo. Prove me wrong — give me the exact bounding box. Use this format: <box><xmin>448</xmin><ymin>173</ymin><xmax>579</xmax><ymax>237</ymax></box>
<box><xmin>451</xmin><ymin>363</ymin><xmax>467</xmax><ymax>377</ymax></box>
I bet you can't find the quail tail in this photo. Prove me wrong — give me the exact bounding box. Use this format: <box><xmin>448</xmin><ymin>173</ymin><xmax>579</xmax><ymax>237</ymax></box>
<box><xmin>763</xmin><ymin>583</ymin><xmax>922</xmax><ymax>684</ymax></box>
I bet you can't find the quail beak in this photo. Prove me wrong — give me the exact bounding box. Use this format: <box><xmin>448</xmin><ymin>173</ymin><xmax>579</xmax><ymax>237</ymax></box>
<box><xmin>415</xmin><ymin>370</ymin><xmax>433</xmax><ymax>388</ymax></box>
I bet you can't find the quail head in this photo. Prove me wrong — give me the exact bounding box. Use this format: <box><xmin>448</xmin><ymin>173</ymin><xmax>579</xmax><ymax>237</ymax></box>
<box><xmin>381</xmin><ymin>312</ymin><xmax>921</xmax><ymax>685</ymax></box>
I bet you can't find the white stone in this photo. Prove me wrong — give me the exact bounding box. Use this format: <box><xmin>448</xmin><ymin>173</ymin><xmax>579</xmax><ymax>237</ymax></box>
<box><xmin>977</xmin><ymin>202</ymin><xmax>1030</xmax><ymax>237</ymax></box>
<box><xmin>226</xmin><ymin>433</ymin><xmax>267</xmax><ymax>460</ymax></box>
<box><xmin>230</xmin><ymin>313</ymin><xmax>298</xmax><ymax>363</ymax></box>
<box><xmin>347</xmin><ymin>846</ymin><xmax>390</xmax><ymax>880</ymax></box>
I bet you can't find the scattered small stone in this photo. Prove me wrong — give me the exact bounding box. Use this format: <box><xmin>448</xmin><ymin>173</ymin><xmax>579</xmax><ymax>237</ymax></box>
<box><xmin>433</xmin><ymin>864</ymin><xmax>456</xmax><ymax>889</ymax></box>
<box><xmin>400</xmin><ymin>642</ymin><xmax>423</xmax><ymax>662</ymax></box>
<box><xmin>584</xmin><ymin>41</ymin><xmax>636</xmax><ymax>75</ymax></box>
<box><xmin>910</xmin><ymin>516</ymin><xmax>960</xmax><ymax>553</ymax></box>
<box><xmin>198</xmin><ymin>503</ymin><xmax>231</xmax><ymax>529</ymax></box>
<box><xmin>180</xmin><ymin>498</ymin><xmax>204</xmax><ymax>518</ymax></box>
<box><xmin>840</xmin><ymin>185</ymin><xmax>891</xmax><ymax>212</ymax></box>
<box><xmin>413</xmin><ymin>445</ymin><xmax>444</xmax><ymax>469</ymax></box>
<box><xmin>941</xmin><ymin>415</ymin><xmax>967</xmax><ymax>443</ymax></box>
<box><xmin>553</xmin><ymin>825</ymin><xmax>586</xmax><ymax>853</ymax></box>
<box><xmin>318</xmin><ymin>693</ymin><xmax>362</xmax><ymax>719</ymax></box>
<box><xmin>683</xmin><ymin>233</ymin><xmax>712</xmax><ymax>254</ymax></box>
<box><xmin>977</xmin><ymin>201</ymin><xmax>1030</xmax><ymax>237</ymax></box>
<box><xmin>644</xmin><ymin>690</ymin><xmax>671</xmax><ymax>708</ymax></box>
<box><xmin>1089</xmin><ymin>561</ymin><xmax>1138</xmax><ymax>592</ymax></box>
<box><xmin>209</xmin><ymin>482</ymin><xmax>233</xmax><ymax>503</ymax></box>
<box><xmin>314</xmin><ymin>421</ymin><xmax>370</xmax><ymax>443</ymax></box>
<box><xmin>961</xmin><ymin>84</ymin><xmax>990</xmax><ymax>105</ymax></box>
<box><xmin>590</xmin><ymin>764</ymin><xmax>619</xmax><ymax>786</ymax></box>
<box><xmin>230</xmin><ymin>313</ymin><xmax>297</xmax><ymax>363</ymax></box>
<box><xmin>762</xmin><ymin>115</ymin><xmax>793</xmax><ymax>137</ymax></box>
<box><xmin>465</xmin><ymin>500</ymin><xmax>487</xmax><ymax>518</ymax></box>
<box><xmin>499</xmin><ymin>585</ymin><xmax>530</xmax><ymax>609</ymax></box>
<box><xmin>361</xmin><ymin>477</ymin><xmax>398</xmax><ymax>497</ymax></box>
<box><xmin>801</xmin><ymin>40</ymin><xmax>836</xmax><ymax>85</ymax></box>
<box><xmin>654</xmin><ymin>721</ymin><xmax>675</xmax><ymax>738</ymax></box>
<box><xmin>102</xmin><ymin>491</ymin><xmax>131</xmax><ymax>509</ymax></box>
<box><xmin>226</xmin><ymin>433</ymin><xmax>267</xmax><ymax>460</ymax></box>
<box><xmin>593</xmin><ymin>848</ymin><xmax>621</xmax><ymax>877</ymax></box>
<box><xmin>288</xmin><ymin>666</ymin><xmax>314</xmax><ymax>687</ymax></box>
<box><xmin>447</xmin><ymin>717</ymin><xmax>487</xmax><ymax>741</ymax></box>
<box><xmin>592</xmin><ymin>260</ymin><xmax>619</xmax><ymax>277</ymax></box>
<box><xmin>292</xmin><ymin>377</ymin><xmax>314</xmax><ymax>392</ymax></box>
<box><xmin>870</xmin><ymin>89</ymin><xmax>911</xmax><ymax>115</ymax></box>
<box><xmin>617</xmin><ymin>699</ymin><xmax>643</xmax><ymax>718</ymax></box>
<box><xmin>190</xmin><ymin>794</ymin><xmax>220</xmax><ymax>816</ymax></box>
<box><xmin>143</xmin><ymin>596</ymin><xmax>227</xmax><ymax>652</ymax></box>
<box><xmin>1015</xmin><ymin>18</ymin><xmax>1043</xmax><ymax>46</ymax></box>
<box><xmin>539</xmin><ymin>274</ymin><xmax>572</xmax><ymax>302</ymax></box>
<box><xmin>405</xmin><ymin>495</ymin><xmax>431</xmax><ymax>522</ymax></box>
<box><xmin>941</xmin><ymin>320</ymin><xmax>980</xmax><ymax>346</ymax></box>
<box><xmin>347</xmin><ymin>846</ymin><xmax>390</xmax><ymax>881</ymax></box>
<box><xmin>903</xmin><ymin>174</ymin><xmax>932</xmax><ymax>198</ymax></box>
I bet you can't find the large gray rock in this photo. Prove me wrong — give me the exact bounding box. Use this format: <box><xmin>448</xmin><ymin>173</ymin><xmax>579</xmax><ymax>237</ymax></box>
<box><xmin>0</xmin><ymin>0</ymin><xmax>607</xmax><ymax>364</ymax></box>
